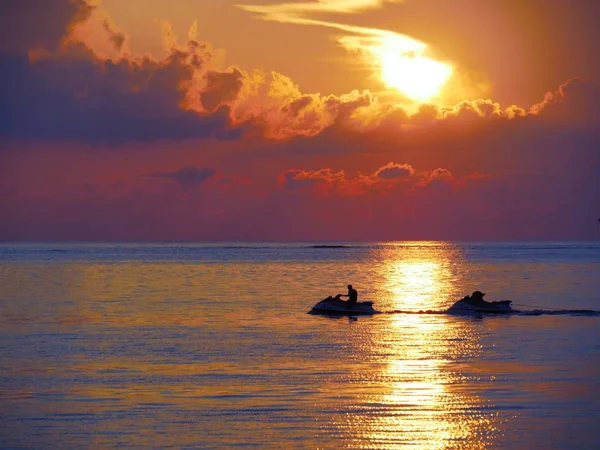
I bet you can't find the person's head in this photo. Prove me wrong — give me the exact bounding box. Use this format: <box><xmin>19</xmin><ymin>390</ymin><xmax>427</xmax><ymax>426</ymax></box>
<box><xmin>348</xmin><ymin>284</ymin><xmax>353</xmax><ymax>290</ymax></box>
<box><xmin>471</xmin><ymin>291</ymin><xmax>486</xmax><ymax>299</ymax></box>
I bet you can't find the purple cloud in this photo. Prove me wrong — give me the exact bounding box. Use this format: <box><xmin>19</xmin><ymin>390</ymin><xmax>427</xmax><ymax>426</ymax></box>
<box><xmin>148</xmin><ymin>166</ymin><xmax>216</xmax><ymax>190</ymax></box>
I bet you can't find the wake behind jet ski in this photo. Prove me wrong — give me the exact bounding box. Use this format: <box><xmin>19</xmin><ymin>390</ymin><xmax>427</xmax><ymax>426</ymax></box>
<box><xmin>311</xmin><ymin>294</ymin><xmax>378</xmax><ymax>315</ymax></box>
<box><xmin>448</xmin><ymin>291</ymin><xmax>513</xmax><ymax>314</ymax></box>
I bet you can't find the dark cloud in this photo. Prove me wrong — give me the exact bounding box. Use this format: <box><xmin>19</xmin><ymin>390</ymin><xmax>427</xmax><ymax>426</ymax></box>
<box><xmin>416</xmin><ymin>168</ymin><xmax>454</xmax><ymax>190</ymax></box>
<box><xmin>102</xmin><ymin>19</ymin><xmax>126</xmax><ymax>51</ymax></box>
<box><xmin>533</xmin><ymin>78</ymin><xmax>600</xmax><ymax>126</ymax></box>
<box><xmin>148</xmin><ymin>166</ymin><xmax>216</xmax><ymax>190</ymax></box>
<box><xmin>0</xmin><ymin>49</ymin><xmax>243</xmax><ymax>143</ymax></box>
<box><xmin>283</xmin><ymin>96</ymin><xmax>313</xmax><ymax>117</ymax></box>
<box><xmin>0</xmin><ymin>0</ymin><xmax>248</xmax><ymax>143</ymax></box>
<box><xmin>0</xmin><ymin>0</ymin><xmax>92</xmax><ymax>54</ymax></box>
<box><xmin>200</xmin><ymin>68</ymin><xmax>245</xmax><ymax>112</ymax></box>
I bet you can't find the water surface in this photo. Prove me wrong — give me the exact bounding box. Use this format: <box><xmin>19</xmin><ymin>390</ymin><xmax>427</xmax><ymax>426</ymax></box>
<box><xmin>1</xmin><ymin>242</ymin><xmax>599</xmax><ymax>448</ymax></box>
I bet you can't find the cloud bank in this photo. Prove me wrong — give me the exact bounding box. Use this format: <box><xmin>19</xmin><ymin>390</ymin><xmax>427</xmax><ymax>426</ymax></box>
<box><xmin>1</xmin><ymin>0</ymin><xmax>599</xmax><ymax>241</ymax></box>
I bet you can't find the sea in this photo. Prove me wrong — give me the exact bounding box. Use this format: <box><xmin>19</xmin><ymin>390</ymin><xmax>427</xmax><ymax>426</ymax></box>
<box><xmin>1</xmin><ymin>241</ymin><xmax>599</xmax><ymax>449</ymax></box>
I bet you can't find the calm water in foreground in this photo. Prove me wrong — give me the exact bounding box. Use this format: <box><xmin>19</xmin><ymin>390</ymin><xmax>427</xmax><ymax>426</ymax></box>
<box><xmin>1</xmin><ymin>242</ymin><xmax>599</xmax><ymax>449</ymax></box>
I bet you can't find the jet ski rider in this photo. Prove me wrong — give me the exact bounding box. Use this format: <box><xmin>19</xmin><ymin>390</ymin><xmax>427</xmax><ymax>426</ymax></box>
<box><xmin>340</xmin><ymin>284</ymin><xmax>358</xmax><ymax>308</ymax></box>
<box><xmin>469</xmin><ymin>290</ymin><xmax>487</xmax><ymax>306</ymax></box>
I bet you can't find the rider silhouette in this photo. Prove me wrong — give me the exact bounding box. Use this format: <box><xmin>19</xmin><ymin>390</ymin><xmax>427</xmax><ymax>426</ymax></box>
<box><xmin>341</xmin><ymin>284</ymin><xmax>358</xmax><ymax>308</ymax></box>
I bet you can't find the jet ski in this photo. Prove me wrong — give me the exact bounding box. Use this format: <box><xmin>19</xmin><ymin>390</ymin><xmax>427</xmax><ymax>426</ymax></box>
<box><xmin>448</xmin><ymin>291</ymin><xmax>513</xmax><ymax>314</ymax></box>
<box><xmin>310</xmin><ymin>294</ymin><xmax>378</xmax><ymax>315</ymax></box>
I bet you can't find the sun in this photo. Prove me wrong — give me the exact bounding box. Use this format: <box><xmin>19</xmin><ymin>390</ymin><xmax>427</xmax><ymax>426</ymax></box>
<box><xmin>380</xmin><ymin>53</ymin><xmax>453</xmax><ymax>102</ymax></box>
<box><xmin>373</xmin><ymin>36</ymin><xmax>453</xmax><ymax>102</ymax></box>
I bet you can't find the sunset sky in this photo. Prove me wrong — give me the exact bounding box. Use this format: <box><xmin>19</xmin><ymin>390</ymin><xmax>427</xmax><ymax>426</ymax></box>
<box><xmin>1</xmin><ymin>0</ymin><xmax>599</xmax><ymax>241</ymax></box>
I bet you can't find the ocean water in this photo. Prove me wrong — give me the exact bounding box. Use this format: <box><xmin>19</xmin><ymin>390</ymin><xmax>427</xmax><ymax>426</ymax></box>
<box><xmin>1</xmin><ymin>241</ymin><xmax>599</xmax><ymax>449</ymax></box>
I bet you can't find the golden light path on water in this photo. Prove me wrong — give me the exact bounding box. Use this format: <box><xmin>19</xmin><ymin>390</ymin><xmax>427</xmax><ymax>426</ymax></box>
<box><xmin>329</xmin><ymin>243</ymin><xmax>500</xmax><ymax>448</ymax></box>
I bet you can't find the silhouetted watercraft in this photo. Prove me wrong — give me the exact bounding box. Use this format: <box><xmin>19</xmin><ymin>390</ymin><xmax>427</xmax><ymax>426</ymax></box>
<box><xmin>310</xmin><ymin>295</ymin><xmax>377</xmax><ymax>315</ymax></box>
<box><xmin>448</xmin><ymin>291</ymin><xmax>513</xmax><ymax>314</ymax></box>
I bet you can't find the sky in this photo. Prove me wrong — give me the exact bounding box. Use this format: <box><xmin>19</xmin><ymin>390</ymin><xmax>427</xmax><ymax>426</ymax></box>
<box><xmin>1</xmin><ymin>0</ymin><xmax>599</xmax><ymax>241</ymax></box>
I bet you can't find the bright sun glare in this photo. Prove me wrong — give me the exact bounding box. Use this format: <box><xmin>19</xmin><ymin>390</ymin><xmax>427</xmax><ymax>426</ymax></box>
<box><xmin>374</xmin><ymin>36</ymin><xmax>453</xmax><ymax>102</ymax></box>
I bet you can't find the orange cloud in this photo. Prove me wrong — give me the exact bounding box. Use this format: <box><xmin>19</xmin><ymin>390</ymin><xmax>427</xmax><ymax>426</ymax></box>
<box><xmin>230</xmin><ymin>72</ymin><xmax>380</xmax><ymax>139</ymax></box>
<box><xmin>415</xmin><ymin>168</ymin><xmax>454</xmax><ymax>188</ymax></box>
<box><xmin>3</xmin><ymin>1</ymin><xmax>600</xmax><ymax>241</ymax></box>
<box><xmin>374</xmin><ymin>162</ymin><xmax>415</xmax><ymax>179</ymax></box>
<box><xmin>280</xmin><ymin>168</ymin><xmax>346</xmax><ymax>192</ymax></box>
<box><xmin>237</xmin><ymin>0</ymin><xmax>492</xmax><ymax>103</ymax></box>
<box><xmin>279</xmin><ymin>162</ymin><xmax>463</xmax><ymax>199</ymax></box>
<box><xmin>3</xmin><ymin>2</ymin><xmax>599</xmax><ymax>161</ymax></box>
<box><xmin>10</xmin><ymin>0</ymin><xmax>600</xmax><ymax>147</ymax></box>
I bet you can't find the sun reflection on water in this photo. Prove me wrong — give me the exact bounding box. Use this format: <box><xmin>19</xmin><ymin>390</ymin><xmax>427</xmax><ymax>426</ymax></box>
<box><xmin>335</xmin><ymin>243</ymin><xmax>498</xmax><ymax>448</ymax></box>
<box><xmin>377</xmin><ymin>317</ymin><xmax>494</xmax><ymax>448</ymax></box>
<box><xmin>339</xmin><ymin>312</ymin><xmax>498</xmax><ymax>449</ymax></box>
<box><xmin>375</xmin><ymin>241</ymin><xmax>464</xmax><ymax>312</ymax></box>
<box><xmin>386</xmin><ymin>260</ymin><xmax>442</xmax><ymax>310</ymax></box>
